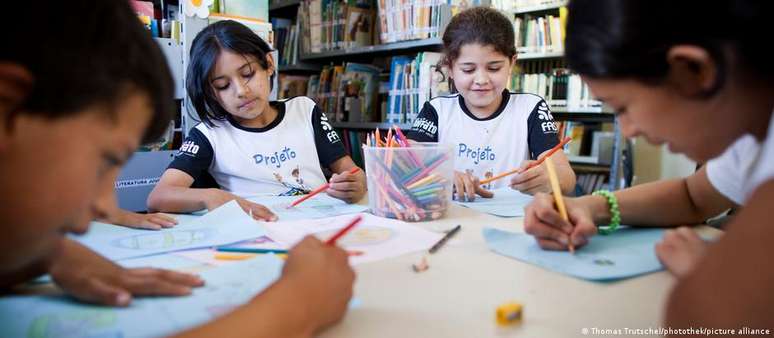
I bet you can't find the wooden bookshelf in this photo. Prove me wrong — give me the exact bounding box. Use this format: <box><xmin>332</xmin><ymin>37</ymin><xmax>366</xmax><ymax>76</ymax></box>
<box><xmin>278</xmin><ymin>62</ymin><xmax>323</xmax><ymax>73</ymax></box>
<box><xmin>299</xmin><ymin>38</ymin><xmax>442</xmax><ymax>61</ymax></box>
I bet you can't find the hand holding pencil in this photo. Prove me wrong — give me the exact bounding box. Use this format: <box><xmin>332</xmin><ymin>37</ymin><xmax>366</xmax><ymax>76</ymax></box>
<box><xmin>522</xmin><ymin>176</ymin><xmax>600</xmax><ymax>252</ymax></box>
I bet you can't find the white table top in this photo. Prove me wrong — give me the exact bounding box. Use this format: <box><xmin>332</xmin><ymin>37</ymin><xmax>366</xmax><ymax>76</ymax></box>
<box><xmin>321</xmin><ymin>203</ymin><xmax>719</xmax><ymax>338</ymax></box>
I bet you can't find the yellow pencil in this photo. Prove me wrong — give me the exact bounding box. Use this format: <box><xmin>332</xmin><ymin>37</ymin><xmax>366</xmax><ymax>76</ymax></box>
<box><xmin>214</xmin><ymin>252</ymin><xmax>257</xmax><ymax>261</ymax></box>
<box><xmin>544</xmin><ymin>156</ymin><xmax>574</xmax><ymax>254</ymax></box>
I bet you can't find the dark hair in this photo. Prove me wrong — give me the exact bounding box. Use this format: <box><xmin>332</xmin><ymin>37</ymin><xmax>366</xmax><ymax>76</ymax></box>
<box><xmin>187</xmin><ymin>20</ymin><xmax>275</xmax><ymax>127</ymax></box>
<box><xmin>441</xmin><ymin>7</ymin><xmax>517</xmax><ymax>68</ymax></box>
<box><xmin>566</xmin><ymin>0</ymin><xmax>774</xmax><ymax>94</ymax></box>
<box><xmin>0</xmin><ymin>0</ymin><xmax>175</xmax><ymax>144</ymax></box>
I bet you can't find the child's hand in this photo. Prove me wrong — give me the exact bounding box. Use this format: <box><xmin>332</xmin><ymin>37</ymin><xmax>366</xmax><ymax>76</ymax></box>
<box><xmin>112</xmin><ymin>211</ymin><xmax>178</xmax><ymax>230</ymax></box>
<box><xmin>453</xmin><ymin>171</ymin><xmax>493</xmax><ymax>202</ymax></box>
<box><xmin>50</xmin><ymin>239</ymin><xmax>204</xmax><ymax>306</ymax></box>
<box><xmin>655</xmin><ymin>227</ymin><xmax>709</xmax><ymax>278</ymax></box>
<box><xmin>327</xmin><ymin>169</ymin><xmax>366</xmax><ymax>203</ymax></box>
<box><xmin>509</xmin><ymin>160</ymin><xmax>552</xmax><ymax>195</ymax></box>
<box><xmin>205</xmin><ymin>189</ymin><xmax>277</xmax><ymax>221</ymax></box>
<box><xmin>523</xmin><ymin>193</ymin><xmax>600</xmax><ymax>250</ymax></box>
<box><xmin>279</xmin><ymin>236</ymin><xmax>354</xmax><ymax>332</ymax></box>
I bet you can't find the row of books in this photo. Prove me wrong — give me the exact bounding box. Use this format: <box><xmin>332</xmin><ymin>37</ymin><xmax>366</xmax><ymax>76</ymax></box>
<box><xmin>376</xmin><ymin>0</ymin><xmax>450</xmax><ymax>43</ymax></box>
<box><xmin>307</xmin><ymin>63</ymin><xmax>382</xmax><ymax>122</ymax></box>
<box><xmin>576</xmin><ymin>173</ymin><xmax>608</xmax><ymax>195</ymax></box>
<box><xmin>304</xmin><ymin>0</ymin><xmax>377</xmax><ymax>53</ymax></box>
<box><xmin>510</xmin><ymin>70</ymin><xmax>603</xmax><ymax>111</ymax></box>
<box><xmin>385</xmin><ymin>52</ymin><xmax>449</xmax><ymax>123</ymax></box>
<box><xmin>272</xmin><ymin>18</ymin><xmax>302</xmax><ymax>65</ymax></box>
<box><xmin>491</xmin><ymin>0</ymin><xmax>567</xmax><ymax>12</ymax></box>
<box><xmin>513</xmin><ymin>11</ymin><xmax>566</xmax><ymax>55</ymax></box>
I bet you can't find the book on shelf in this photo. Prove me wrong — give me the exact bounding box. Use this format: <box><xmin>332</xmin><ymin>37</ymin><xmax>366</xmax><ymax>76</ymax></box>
<box><xmin>219</xmin><ymin>0</ymin><xmax>269</xmax><ymax>22</ymax></box>
<box><xmin>377</xmin><ymin>0</ymin><xmax>449</xmax><ymax>44</ymax></box>
<box><xmin>386</xmin><ymin>52</ymin><xmax>448</xmax><ymax>124</ymax></box>
<box><xmin>575</xmin><ymin>172</ymin><xmax>608</xmax><ymax>195</ymax></box>
<box><xmin>557</xmin><ymin>121</ymin><xmax>613</xmax><ymax>166</ymax></box>
<box><xmin>513</xmin><ymin>11</ymin><xmax>565</xmax><ymax>55</ymax></box>
<box><xmin>278</xmin><ymin>75</ymin><xmax>310</xmax><ymax>99</ymax></box>
<box><xmin>307</xmin><ymin>63</ymin><xmax>381</xmax><ymax>122</ymax></box>
<box><xmin>302</xmin><ymin>0</ymin><xmax>376</xmax><ymax>53</ymax></box>
<box><xmin>511</xmin><ymin>69</ymin><xmax>603</xmax><ymax>111</ymax></box>
<box><xmin>209</xmin><ymin>13</ymin><xmax>274</xmax><ymax>47</ymax></box>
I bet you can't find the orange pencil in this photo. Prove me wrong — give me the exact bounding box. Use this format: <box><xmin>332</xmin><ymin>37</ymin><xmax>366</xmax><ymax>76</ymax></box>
<box><xmin>288</xmin><ymin>167</ymin><xmax>361</xmax><ymax>208</ymax></box>
<box><xmin>479</xmin><ymin>137</ymin><xmax>571</xmax><ymax>185</ymax></box>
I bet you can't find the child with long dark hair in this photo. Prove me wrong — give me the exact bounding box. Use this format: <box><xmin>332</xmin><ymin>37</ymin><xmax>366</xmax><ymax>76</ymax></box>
<box><xmin>148</xmin><ymin>21</ymin><xmax>366</xmax><ymax>218</ymax></box>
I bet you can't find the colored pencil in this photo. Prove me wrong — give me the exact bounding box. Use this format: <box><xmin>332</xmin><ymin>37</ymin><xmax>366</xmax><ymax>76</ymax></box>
<box><xmin>544</xmin><ymin>156</ymin><xmax>574</xmax><ymax>253</ymax></box>
<box><xmin>479</xmin><ymin>137</ymin><xmax>572</xmax><ymax>185</ymax></box>
<box><xmin>216</xmin><ymin>247</ymin><xmax>289</xmax><ymax>254</ymax></box>
<box><xmin>288</xmin><ymin>167</ymin><xmax>361</xmax><ymax>208</ymax></box>
<box><xmin>326</xmin><ymin>215</ymin><xmax>363</xmax><ymax>245</ymax></box>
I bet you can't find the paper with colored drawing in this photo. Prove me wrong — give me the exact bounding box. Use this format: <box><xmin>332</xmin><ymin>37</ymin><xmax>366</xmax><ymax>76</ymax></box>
<box><xmin>263</xmin><ymin>213</ymin><xmax>443</xmax><ymax>265</ymax></box>
<box><xmin>456</xmin><ymin>187</ymin><xmax>533</xmax><ymax>217</ymax></box>
<box><xmin>483</xmin><ymin>227</ymin><xmax>665</xmax><ymax>281</ymax></box>
<box><xmin>0</xmin><ymin>255</ymin><xmax>284</xmax><ymax>338</ymax></box>
<box><xmin>71</xmin><ymin>201</ymin><xmax>266</xmax><ymax>260</ymax></box>
<box><xmin>247</xmin><ymin>194</ymin><xmax>369</xmax><ymax>221</ymax></box>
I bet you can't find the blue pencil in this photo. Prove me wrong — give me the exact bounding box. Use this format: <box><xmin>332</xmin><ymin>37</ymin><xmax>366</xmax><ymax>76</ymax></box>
<box><xmin>216</xmin><ymin>247</ymin><xmax>289</xmax><ymax>254</ymax></box>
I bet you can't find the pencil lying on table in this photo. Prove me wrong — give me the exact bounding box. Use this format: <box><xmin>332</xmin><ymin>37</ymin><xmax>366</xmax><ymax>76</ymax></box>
<box><xmin>479</xmin><ymin>137</ymin><xmax>571</xmax><ymax>185</ymax></box>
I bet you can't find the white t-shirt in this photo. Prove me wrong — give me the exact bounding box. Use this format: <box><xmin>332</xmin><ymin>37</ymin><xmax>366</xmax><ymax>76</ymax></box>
<box><xmin>746</xmin><ymin>110</ymin><xmax>774</xmax><ymax>198</ymax></box>
<box><xmin>169</xmin><ymin>96</ymin><xmax>347</xmax><ymax>197</ymax></box>
<box><xmin>406</xmin><ymin>90</ymin><xmax>560</xmax><ymax>189</ymax></box>
<box><xmin>706</xmin><ymin>109</ymin><xmax>774</xmax><ymax>204</ymax></box>
<box><xmin>706</xmin><ymin>135</ymin><xmax>760</xmax><ymax>205</ymax></box>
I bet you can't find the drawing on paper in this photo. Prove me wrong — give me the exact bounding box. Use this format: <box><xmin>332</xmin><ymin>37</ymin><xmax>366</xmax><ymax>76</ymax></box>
<box><xmin>28</xmin><ymin>310</ymin><xmax>118</xmax><ymax>338</ymax></box>
<box><xmin>112</xmin><ymin>229</ymin><xmax>216</xmax><ymax>250</ymax></box>
<box><xmin>314</xmin><ymin>226</ymin><xmax>395</xmax><ymax>246</ymax></box>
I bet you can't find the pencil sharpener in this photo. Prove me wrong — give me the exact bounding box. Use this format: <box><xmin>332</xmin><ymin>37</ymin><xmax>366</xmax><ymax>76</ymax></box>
<box><xmin>496</xmin><ymin>302</ymin><xmax>523</xmax><ymax>326</ymax></box>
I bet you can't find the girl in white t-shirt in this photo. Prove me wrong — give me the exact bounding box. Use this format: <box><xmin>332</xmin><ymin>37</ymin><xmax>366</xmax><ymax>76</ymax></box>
<box><xmin>147</xmin><ymin>21</ymin><xmax>366</xmax><ymax>218</ymax></box>
<box><xmin>523</xmin><ymin>0</ymin><xmax>774</xmax><ymax>329</ymax></box>
<box><xmin>406</xmin><ymin>7</ymin><xmax>576</xmax><ymax>201</ymax></box>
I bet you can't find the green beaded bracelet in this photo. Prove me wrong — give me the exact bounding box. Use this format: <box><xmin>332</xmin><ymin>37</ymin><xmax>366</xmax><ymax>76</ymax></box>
<box><xmin>592</xmin><ymin>190</ymin><xmax>620</xmax><ymax>235</ymax></box>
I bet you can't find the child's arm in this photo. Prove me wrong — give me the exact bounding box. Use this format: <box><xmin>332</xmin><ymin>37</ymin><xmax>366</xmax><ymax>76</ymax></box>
<box><xmin>49</xmin><ymin>238</ymin><xmax>204</xmax><ymax>306</ymax></box>
<box><xmin>326</xmin><ymin>157</ymin><xmax>366</xmax><ymax>203</ymax></box>
<box><xmin>147</xmin><ymin>169</ymin><xmax>276</xmax><ymax>221</ymax></box>
<box><xmin>171</xmin><ymin>237</ymin><xmax>355</xmax><ymax>338</ymax></box>
<box><xmin>665</xmin><ymin>180</ymin><xmax>774</xmax><ymax>330</ymax></box>
<box><xmin>510</xmin><ymin>148</ymin><xmax>576</xmax><ymax>195</ymax></box>
<box><xmin>453</xmin><ymin>170</ymin><xmax>494</xmax><ymax>202</ymax></box>
<box><xmin>93</xmin><ymin>189</ymin><xmax>177</xmax><ymax>230</ymax></box>
<box><xmin>523</xmin><ymin>166</ymin><xmax>735</xmax><ymax>250</ymax></box>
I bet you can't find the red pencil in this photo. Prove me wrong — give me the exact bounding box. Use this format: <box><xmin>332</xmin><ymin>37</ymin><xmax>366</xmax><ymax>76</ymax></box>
<box><xmin>326</xmin><ymin>215</ymin><xmax>363</xmax><ymax>245</ymax></box>
<box><xmin>287</xmin><ymin>167</ymin><xmax>361</xmax><ymax>208</ymax></box>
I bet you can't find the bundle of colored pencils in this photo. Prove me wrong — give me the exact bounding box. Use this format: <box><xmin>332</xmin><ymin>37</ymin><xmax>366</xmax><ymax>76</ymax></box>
<box><xmin>363</xmin><ymin>126</ymin><xmax>452</xmax><ymax>222</ymax></box>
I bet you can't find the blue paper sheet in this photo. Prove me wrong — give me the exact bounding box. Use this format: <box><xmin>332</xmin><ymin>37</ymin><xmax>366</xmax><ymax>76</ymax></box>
<box><xmin>71</xmin><ymin>201</ymin><xmax>266</xmax><ymax>261</ymax></box>
<box><xmin>483</xmin><ymin>227</ymin><xmax>666</xmax><ymax>281</ymax></box>
<box><xmin>0</xmin><ymin>255</ymin><xmax>284</xmax><ymax>338</ymax></box>
<box><xmin>456</xmin><ymin>188</ymin><xmax>533</xmax><ymax>217</ymax></box>
<box><xmin>247</xmin><ymin>193</ymin><xmax>369</xmax><ymax>221</ymax></box>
